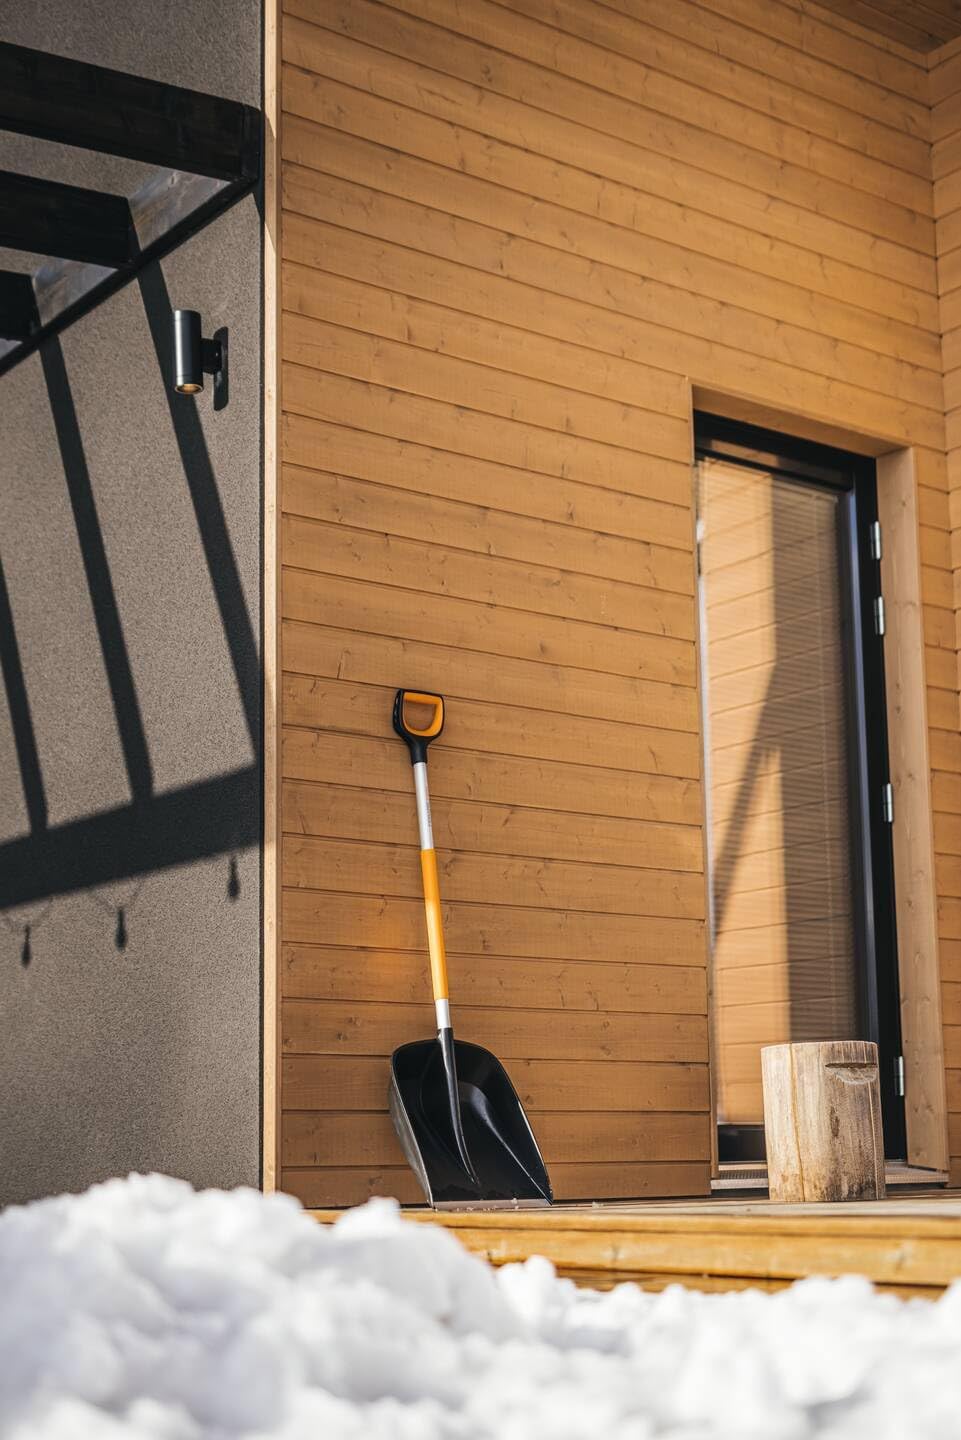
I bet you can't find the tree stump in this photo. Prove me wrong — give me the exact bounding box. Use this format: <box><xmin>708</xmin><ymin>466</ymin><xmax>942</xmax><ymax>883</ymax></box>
<box><xmin>761</xmin><ymin>1041</ymin><xmax>886</xmax><ymax>1203</ymax></box>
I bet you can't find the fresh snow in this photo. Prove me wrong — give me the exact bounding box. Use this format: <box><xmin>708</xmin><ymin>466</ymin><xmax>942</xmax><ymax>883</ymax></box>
<box><xmin>1</xmin><ymin>1176</ymin><xmax>960</xmax><ymax>1439</ymax></box>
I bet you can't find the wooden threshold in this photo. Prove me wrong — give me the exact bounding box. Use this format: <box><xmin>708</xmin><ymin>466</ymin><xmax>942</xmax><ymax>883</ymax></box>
<box><xmin>311</xmin><ymin>1193</ymin><xmax>961</xmax><ymax>1299</ymax></box>
<box><xmin>712</xmin><ymin>1161</ymin><xmax>950</xmax><ymax>1192</ymax></box>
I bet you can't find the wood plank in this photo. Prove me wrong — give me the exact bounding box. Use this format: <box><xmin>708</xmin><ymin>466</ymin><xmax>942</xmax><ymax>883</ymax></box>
<box><xmin>283</xmin><ymin>308</ymin><xmax>691</xmax><ymax>462</ymax></box>
<box><xmin>282</xmin><ymin>997</ymin><xmax>709</xmax><ymax>1060</ymax></box>
<box><xmin>283</xmin><ymin>889</ymin><xmax>706</xmax><ymax>967</ymax></box>
<box><xmin>934</xmin><ymin>770</ymin><xmax>961</xmax><ymax>815</ymax></box>
<box><xmin>943</xmin><ymin>982</ymin><xmax>961</xmax><ymax>1025</ymax></box>
<box><xmin>929</xmin><ymin>688</ymin><xmax>959</xmax><ymax>731</ymax></box>
<box><xmin>932</xmin><ymin>730</ymin><xmax>961</xmax><ymax>773</ymax></box>
<box><xmin>286</xmin><ymin>937</ymin><xmax>698</xmax><ymax>1013</ymax></box>
<box><xmin>282</xmin><ymin>620</ymin><xmax>701</xmax><ymax>733</ymax></box>
<box><xmin>283</xmin><ymin>163</ymin><xmax>940</xmax><ymax>431</ymax></box>
<box><xmin>286</xmin><ymin>1159</ymin><xmax>709</xmax><ymax>1205</ymax></box>
<box><xmin>504</xmin><ymin>0</ymin><xmax>932</xmax><ymax>174</ymax></box>
<box><xmin>694</xmin><ymin>0</ymin><xmax>928</xmax><ymax>103</ymax></box>
<box><xmin>284</xmin><ymin>1165</ymin><xmax>422</xmax><ymax>1206</ymax></box>
<box><xmin>934</xmin><ymin>90</ymin><xmax>961</xmax><ymax>148</ymax></box>
<box><xmin>599</xmin><ymin>0</ymin><xmax>929</xmax><ymax>132</ymax></box>
<box><xmin>282</xmin><ymin>569</ymin><xmax>697</xmax><ymax>688</ymax></box>
<box><xmin>280</xmin><ymin>89</ymin><xmax>940</xmax><ymax>353</ymax></box>
<box><xmin>813</xmin><ymin>0</ymin><xmax>952</xmax><ymax>51</ymax></box>
<box><xmin>396</xmin><ymin>1204</ymin><xmax>961</xmax><ymax>1289</ymax></box>
<box><xmin>281</xmin><ymin>202</ymin><xmax>936</xmax><ymax>411</ymax></box>
<box><xmin>927</xmin><ymin>645</ymin><xmax>959</xmax><ymax>691</ymax></box>
<box><xmin>280</xmin><ymin>174</ymin><xmax>940</xmax><ymax>447</ymax></box>
<box><xmin>282</xmin><ymin>510</ymin><xmax>696</xmax><ymax>641</ymax></box>
<box><xmin>283</xmin><ymin>186</ymin><xmax>939</xmax><ymax>385</ymax></box>
<box><xmin>283</xmin><ymin>359</ymin><xmax>692</xmax><ymax>508</ymax></box>
<box><xmin>921</xmin><ymin>525</ymin><xmax>953</xmax><ymax>569</ymax></box>
<box><xmin>281</xmin><ymin>417</ymin><xmax>697</xmax><ymax>577</ymax></box>
<box><xmin>950</xmin><ymin>1112</ymin><xmax>961</xmax><ymax>1156</ymax></box>
<box><xmin>282</xmin><ymin>727</ymin><xmax>703</xmax><ymax>826</ymax></box>
<box><xmin>282</xmin><ymin>834</ymin><xmax>707</xmax><ymax>920</ymax></box>
<box><xmin>282</xmin><ymin>675</ymin><xmax>701</xmax><ymax>780</ymax></box>
<box><xmin>282</xmin><ymin>260</ymin><xmax>691</xmax><ymax>417</ymax></box>
<box><xmin>878</xmin><ymin>451</ymin><xmax>948</xmax><ymax>1171</ymax></box>
<box><xmin>282</xmin><ymin>1108</ymin><xmax>711</xmax><ymax>1166</ymax></box>
<box><xmin>942</xmin><ymin>943</ymin><xmax>961</xmax><ymax>986</ymax></box>
<box><xmin>946</xmin><ymin>1028</ymin><xmax>961</xmax><ymax>1070</ymax></box>
<box><xmin>936</xmin><ymin>811</ymin><xmax>961</xmax><ymax>855</ymax></box>
<box><xmin>939</xmin><ymin>897</ymin><xmax>961</xmax><ymax>940</ymax></box>
<box><xmin>285</xmin><ymin>0</ymin><xmax>934</xmax><ymax>226</ymax></box>
<box><xmin>925</xmin><ymin>603</ymin><xmax>958</xmax><ymax>650</ymax></box>
<box><xmin>283</xmin><ymin>779</ymin><xmax>704</xmax><ymax>872</ymax></box>
<box><xmin>281</xmin><ymin>1053</ymin><xmax>710</xmax><ymax>1110</ymax></box>
<box><xmin>922</xmin><ymin>483</ymin><xmax>950</xmax><ymax>529</ymax></box>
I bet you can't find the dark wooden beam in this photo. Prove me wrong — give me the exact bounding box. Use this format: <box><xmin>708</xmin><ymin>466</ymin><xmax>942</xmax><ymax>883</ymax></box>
<box><xmin>0</xmin><ymin>171</ymin><xmax>135</xmax><ymax>267</ymax></box>
<box><xmin>0</xmin><ymin>271</ymin><xmax>39</xmax><ymax>340</ymax></box>
<box><xmin>0</xmin><ymin>42</ymin><xmax>261</xmax><ymax>183</ymax></box>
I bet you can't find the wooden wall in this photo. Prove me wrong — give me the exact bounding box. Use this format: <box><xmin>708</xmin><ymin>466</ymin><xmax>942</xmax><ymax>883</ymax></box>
<box><xmin>273</xmin><ymin>0</ymin><xmax>954</xmax><ymax>1205</ymax></box>
<box><xmin>932</xmin><ymin>38</ymin><xmax>961</xmax><ymax>1188</ymax></box>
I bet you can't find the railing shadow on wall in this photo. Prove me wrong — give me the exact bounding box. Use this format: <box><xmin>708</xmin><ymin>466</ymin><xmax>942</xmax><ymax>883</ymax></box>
<box><xmin>0</xmin><ymin>259</ymin><xmax>260</xmax><ymax>915</ymax></box>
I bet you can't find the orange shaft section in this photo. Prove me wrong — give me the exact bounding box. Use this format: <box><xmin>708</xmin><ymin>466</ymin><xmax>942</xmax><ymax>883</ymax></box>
<box><xmin>420</xmin><ymin>848</ymin><xmax>449</xmax><ymax>1002</ymax></box>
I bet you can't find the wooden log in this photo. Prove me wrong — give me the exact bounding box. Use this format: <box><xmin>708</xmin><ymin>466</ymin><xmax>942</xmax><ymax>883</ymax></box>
<box><xmin>761</xmin><ymin>1041</ymin><xmax>887</xmax><ymax>1203</ymax></box>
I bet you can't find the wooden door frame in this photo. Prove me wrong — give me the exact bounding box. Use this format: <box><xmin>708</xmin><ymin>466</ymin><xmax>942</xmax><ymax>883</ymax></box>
<box><xmin>691</xmin><ymin>387</ymin><xmax>948</xmax><ymax>1177</ymax></box>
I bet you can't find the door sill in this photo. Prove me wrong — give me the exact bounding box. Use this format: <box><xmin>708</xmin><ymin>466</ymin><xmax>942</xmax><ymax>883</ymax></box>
<box><xmin>712</xmin><ymin>1161</ymin><xmax>948</xmax><ymax>1193</ymax></box>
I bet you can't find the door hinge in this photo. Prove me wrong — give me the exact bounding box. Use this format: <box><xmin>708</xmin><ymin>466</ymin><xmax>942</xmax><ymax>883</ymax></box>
<box><xmin>874</xmin><ymin>595</ymin><xmax>886</xmax><ymax>636</ymax></box>
<box><xmin>882</xmin><ymin>782</ymin><xmax>894</xmax><ymax>823</ymax></box>
<box><xmin>895</xmin><ymin>1054</ymin><xmax>905</xmax><ymax>1098</ymax></box>
<box><xmin>870</xmin><ymin>521</ymin><xmax>882</xmax><ymax>561</ymax></box>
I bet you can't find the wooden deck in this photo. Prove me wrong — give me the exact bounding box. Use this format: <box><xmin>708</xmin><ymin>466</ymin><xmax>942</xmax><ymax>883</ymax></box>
<box><xmin>313</xmin><ymin>1194</ymin><xmax>961</xmax><ymax>1299</ymax></box>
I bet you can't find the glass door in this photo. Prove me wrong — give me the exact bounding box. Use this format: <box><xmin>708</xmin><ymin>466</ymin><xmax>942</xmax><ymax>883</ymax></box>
<box><xmin>694</xmin><ymin>414</ymin><xmax>904</xmax><ymax>1163</ymax></box>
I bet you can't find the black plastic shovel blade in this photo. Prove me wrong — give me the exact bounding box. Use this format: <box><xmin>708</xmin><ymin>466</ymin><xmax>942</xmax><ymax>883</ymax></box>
<box><xmin>390</xmin><ymin>1037</ymin><xmax>553</xmax><ymax>1207</ymax></box>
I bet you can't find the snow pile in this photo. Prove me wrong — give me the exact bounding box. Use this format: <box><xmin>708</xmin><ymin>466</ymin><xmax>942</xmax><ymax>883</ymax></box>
<box><xmin>2</xmin><ymin>1176</ymin><xmax>961</xmax><ymax>1438</ymax></box>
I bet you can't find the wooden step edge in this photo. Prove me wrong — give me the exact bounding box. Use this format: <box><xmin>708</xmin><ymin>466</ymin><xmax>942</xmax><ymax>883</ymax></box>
<box><xmin>312</xmin><ymin>1206</ymin><xmax>961</xmax><ymax>1239</ymax></box>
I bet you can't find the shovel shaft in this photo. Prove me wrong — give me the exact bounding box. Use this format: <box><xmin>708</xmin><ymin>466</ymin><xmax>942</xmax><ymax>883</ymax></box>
<box><xmin>414</xmin><ymin>761</ymin><xmax>450</xmax><ymax>1027</ymax></box>
<box><xmin>421</xmin><ymin>849</ymin><xmax>450</xmax><ymax>1022</ymax></box>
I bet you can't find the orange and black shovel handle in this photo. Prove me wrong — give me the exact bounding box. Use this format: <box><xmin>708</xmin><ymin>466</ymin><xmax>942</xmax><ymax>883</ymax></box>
<box><xmin>393</xmin><ymin>689</ymin><xmax>445</xmax><ymax>763</ymax></box>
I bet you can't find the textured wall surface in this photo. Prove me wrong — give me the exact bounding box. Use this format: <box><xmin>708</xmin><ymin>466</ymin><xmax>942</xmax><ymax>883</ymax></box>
<box><xmin>0</xmin><ymin>2</ymin><xmax>263</xmax><ymax>1203</ymax></box>
<box><xmin>274</xmin><ymin>0</ymin><xmax>957</xmax><ymax>1205</ymax></box>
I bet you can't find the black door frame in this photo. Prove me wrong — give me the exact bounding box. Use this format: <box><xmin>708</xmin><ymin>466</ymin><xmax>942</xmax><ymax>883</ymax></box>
<box><xmin>694</xmin><ymin>412</ymin><xmax>905</xmax><ymax>1162</ymax></box>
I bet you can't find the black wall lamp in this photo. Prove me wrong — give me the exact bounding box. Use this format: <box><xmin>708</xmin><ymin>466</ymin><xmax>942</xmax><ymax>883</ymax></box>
<box><xmin>172</xmin><ymin>309</ymin><xmax>227</xmax><ymax>404</ymax></box>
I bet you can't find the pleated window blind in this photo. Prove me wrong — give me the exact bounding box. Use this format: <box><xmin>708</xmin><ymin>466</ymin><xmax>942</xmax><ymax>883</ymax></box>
<box><xmin>697</xmin><ymin>457</ymin><xmax>859</xmax><ymax>1126</ymax></box>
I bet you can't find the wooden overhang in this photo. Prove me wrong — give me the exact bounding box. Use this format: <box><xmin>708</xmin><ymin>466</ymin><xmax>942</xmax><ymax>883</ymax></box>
<box><xmin>0</xmin><ymin>42</ymin><xmax>262</xmax><ymax>374</ymax></box>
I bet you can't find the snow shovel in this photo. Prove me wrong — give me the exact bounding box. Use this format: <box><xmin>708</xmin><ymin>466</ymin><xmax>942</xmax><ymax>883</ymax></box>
<box><xmin>389</xmin><ymin>689</ymin><xmax>553</xmax><ymax>1208</ymax></box>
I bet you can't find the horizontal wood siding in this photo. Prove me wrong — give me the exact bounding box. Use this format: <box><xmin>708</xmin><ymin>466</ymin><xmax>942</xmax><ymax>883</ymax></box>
<box><xmin>277</xmin><ymin>0</ymin><xmax>950</xmax><ymax>1205</ymax></box>
<box><xmin>933</xmin><ymin>41</ymin><xmax>961</xmax><ymax>1188</ymax></box>
<box><xmin>813</xmin><ymin>2</ymin><xmax>961</xmax><ymax>54</ymax></box>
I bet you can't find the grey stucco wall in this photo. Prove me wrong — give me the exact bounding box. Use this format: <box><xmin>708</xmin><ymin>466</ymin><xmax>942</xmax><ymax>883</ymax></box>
<box><xmin>0</xmin><ymin>3</ymin><xmax>263</xmax><ymax>1202</ymax></box>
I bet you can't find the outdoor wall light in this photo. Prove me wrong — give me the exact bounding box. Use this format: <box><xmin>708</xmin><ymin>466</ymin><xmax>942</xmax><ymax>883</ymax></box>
<box><xmin>172</xmin><ymin>309</ymin><xmax>223</xmax><ymax>395</ymax></box>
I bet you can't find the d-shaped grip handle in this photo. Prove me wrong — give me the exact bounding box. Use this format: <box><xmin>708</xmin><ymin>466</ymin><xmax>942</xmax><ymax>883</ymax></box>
<box><xmin>393</xmin><ymin>689</ymin><xmax>445</xmax><ymax>765</ymax></box>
